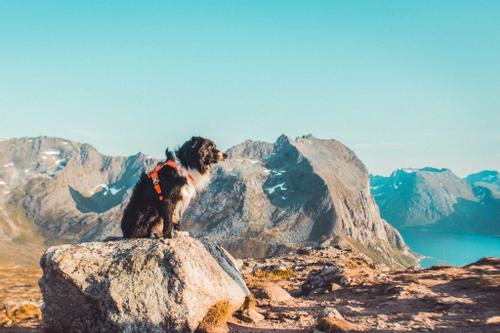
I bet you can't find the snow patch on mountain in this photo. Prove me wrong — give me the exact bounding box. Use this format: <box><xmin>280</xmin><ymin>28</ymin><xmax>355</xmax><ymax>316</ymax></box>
<box><xmin>270</xmin><ymin>169</ymin><xmax>286</xmax><ymax>176</ymax></box>
<box><xmin>44</xmin><ymin>150</ymin><xmax>61</xmax><ymax>156</ymax></box>
<box><xmin>90</xmin><ymin>184</ymin><xmax>108</xmax><ymax>194</ymax></box>
<box><xmin>89</xmin><ymin>184</ymin><xmax>123</xmax><ymax>196</ymax></box>
<box><xmin>109</xmin><ymin>187</ymin><xmax>122</xmax><ymax>195</ymax></box>
<box><xmin>265</xmin><ymin>182</ymin><xmax>287</xmax><ymax>194</ymax></box>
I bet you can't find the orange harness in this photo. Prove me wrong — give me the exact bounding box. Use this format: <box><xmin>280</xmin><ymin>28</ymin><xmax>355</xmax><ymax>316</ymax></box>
<box><xmin>147</xmin><ymin>160</ymin><xmax>193</xmax><ymax>201</ymax></box>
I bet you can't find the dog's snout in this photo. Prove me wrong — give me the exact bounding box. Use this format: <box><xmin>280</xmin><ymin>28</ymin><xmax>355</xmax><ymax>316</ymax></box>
<box><xmin>217</xmin><ymin>151</ymin><xmax>227</xmax><ymax>161</ymax></box>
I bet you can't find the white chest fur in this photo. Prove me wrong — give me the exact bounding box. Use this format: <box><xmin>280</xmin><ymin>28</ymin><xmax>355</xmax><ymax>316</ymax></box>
<box><xmin>173</xmin><ymin>169</ymin><xmax>211</xmax><ymax>223</ymax></box>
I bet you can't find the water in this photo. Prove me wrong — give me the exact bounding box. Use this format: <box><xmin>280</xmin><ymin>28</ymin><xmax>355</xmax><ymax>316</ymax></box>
<box><xmin>400</xmin><ymin>229</ymin><xmax>500</xmax><ymax>268</ymax></box>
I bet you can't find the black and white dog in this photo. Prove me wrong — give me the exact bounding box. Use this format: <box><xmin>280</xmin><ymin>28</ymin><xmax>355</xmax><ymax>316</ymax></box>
<box><xmin>121</xmin><ymin>136</ymin><xmax>227</xmax><ymax>239</ymax></box>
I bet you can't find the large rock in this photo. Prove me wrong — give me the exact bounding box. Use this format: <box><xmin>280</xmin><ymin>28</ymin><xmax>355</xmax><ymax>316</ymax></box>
<box><xmin>39</xmin><ymin>235</ymin><xmax>249</xmax><ymax>333</ymax></box>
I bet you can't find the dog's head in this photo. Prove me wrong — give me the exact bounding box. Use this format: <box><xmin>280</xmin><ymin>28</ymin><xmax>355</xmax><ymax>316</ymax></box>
<box><xmin>175</xmin><ymin>136</ymin><xmax>227</xmax><ymax>174</ymax></box>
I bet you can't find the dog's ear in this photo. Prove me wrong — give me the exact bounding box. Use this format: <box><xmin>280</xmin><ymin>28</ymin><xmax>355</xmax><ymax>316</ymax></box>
<box><xmin>176</xmin><ymin>137</ymin><xmax>211</xmax><ymax>173</ymax></box>
<box><xmin>190</xmin><ymin>136</ymin><xmax>203</xmax><ymax>149</ymax></box>
<box><xmin>165</xmin><ymin>148</ymin><xmax>175</xmax><ymax>161</ymax></box>
<box><xmin>175</xmin><ymin>138</ymin><xmax>196</xmax><ymax>169</ymax></box>
<box><xmin>193</xmin><ymin>137</ymin><xmax>213</xmax><ymax>167</ymax></box>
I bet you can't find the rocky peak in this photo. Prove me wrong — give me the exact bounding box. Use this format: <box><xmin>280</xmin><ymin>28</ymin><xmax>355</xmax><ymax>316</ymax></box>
<box><xmin>184</xmin><ymin>135</ymin><xmax>417</xmax><ymax>268</ymax></box>
<box><xmin>275</xmin><ymin>134</ymin><xmax>291</xmax><ymax>144</ymax></box>
<box><xmin>226</xmin><ymin>139</ymin><xmax>274</xmax><ymax>160</ymax></box>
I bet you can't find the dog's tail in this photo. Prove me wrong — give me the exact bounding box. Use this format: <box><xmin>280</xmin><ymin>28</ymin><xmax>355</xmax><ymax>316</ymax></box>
<box><xmin>165</xmin><ymin>148</ymin><xmax>175</xmax><ymax>161</ymax></box>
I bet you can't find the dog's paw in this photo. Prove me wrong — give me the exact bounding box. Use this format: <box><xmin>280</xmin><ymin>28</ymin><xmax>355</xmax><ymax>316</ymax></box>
<box><xmin>150</xmin><ymin>232</ymin><xmax>162</xmax><ymax>239</ymax></box>
<box><xmin>173</xmin><ymin>230</ymin><xmax>190</xmax><ymax>238</ymax></box>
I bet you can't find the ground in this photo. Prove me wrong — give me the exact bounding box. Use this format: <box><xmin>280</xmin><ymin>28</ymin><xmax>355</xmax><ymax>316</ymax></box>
<box><xmin>0</xmin><ymin>264</ymin><xmax>41</xmax><ymax>330</ymax></box>
<box><xmin>229</xmin><ymin>248</ymin><xmax>500</xmax><ymax>332</ymax></box>
<box><xmin>0</xmin><ymin>247</ymin><xmax>499</xmax><ymax>332</ymax></box>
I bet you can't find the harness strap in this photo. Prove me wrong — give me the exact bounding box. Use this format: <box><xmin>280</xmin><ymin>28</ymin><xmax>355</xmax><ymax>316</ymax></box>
<box><xmin>147</xmin><ymin>160</ymin><xmax>193</xmax><ymax>201</ymax></box>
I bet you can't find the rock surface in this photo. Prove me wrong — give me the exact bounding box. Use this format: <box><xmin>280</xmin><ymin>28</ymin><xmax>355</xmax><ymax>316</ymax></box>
<box><xmin>255</xmin><ymin>283</ymin><xmax>292</xmax><ymax>303</ymax></box>
<box><xmin>39</xmin><ymin>236</ymin><xmax>249</xmax><ymax>333</ymax></box>
<box><xmin>232</xmin><ymin>248</ymin><xmax>500</xmax><ymax>333</ymax></box>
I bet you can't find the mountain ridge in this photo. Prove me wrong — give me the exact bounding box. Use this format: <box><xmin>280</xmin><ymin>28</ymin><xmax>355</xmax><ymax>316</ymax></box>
<box><xmin>1</xmin><ymin>135</ymin><xmax>416</xmax><ymax>267</ymax></box>
<box><xmin>371</xmin><ymin>167</ymin><xmax>500</xmax><ymax>234</ymax></box>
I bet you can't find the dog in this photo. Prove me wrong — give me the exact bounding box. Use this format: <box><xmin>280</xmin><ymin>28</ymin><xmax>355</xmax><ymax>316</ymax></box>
<box><xmin>121</xmin><ymin>136</ymin><xmax>227</xmax><ymax>239</ymax></box>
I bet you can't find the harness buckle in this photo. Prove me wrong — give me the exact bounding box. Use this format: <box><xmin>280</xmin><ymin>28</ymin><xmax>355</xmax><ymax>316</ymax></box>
<box><xmin>147</xmin><ymin>160</ymin><xmax>193</xmax><ymax>202</ymax></box>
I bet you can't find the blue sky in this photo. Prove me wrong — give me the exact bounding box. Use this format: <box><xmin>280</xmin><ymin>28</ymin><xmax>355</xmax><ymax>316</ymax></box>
<box><xmin>0</xmin><ymin>1</ymin><xmax>499</xmax><ymax>176</ymax></box>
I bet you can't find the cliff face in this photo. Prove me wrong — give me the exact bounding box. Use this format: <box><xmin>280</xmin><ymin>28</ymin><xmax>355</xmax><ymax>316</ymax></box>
<box><xmin>183</xmin><ymin>135</ymin><xmax>416</xmax><ymax>268</ymax></box>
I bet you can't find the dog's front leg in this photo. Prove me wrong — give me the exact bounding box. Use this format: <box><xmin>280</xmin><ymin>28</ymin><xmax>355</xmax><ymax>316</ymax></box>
<box><xmin>162</xmin><ymin>200</ymin><xmax>175</xmax><ymax>239</ymax></box>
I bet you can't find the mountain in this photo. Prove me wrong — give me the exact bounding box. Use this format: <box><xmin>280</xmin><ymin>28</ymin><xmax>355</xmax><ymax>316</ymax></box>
<box><xmin>183</xmin><ymin>135</ymin><xmax>416</xmax><ymax>267</ymax></box>
<box><xmin>0</xmin><ymin>135</ymin><xmax>417</xmax><ymax>268</ymax></box>
<box><xmin>371</xmin><ymin>168</ymin><xmax>500</xmax><ymax>234</ymax></box>
<box><xmin>466</xmin><ymin>170</ymin><xmax>500</xmax><ymax>198</ymax></box>
<box><xmin>0</xmin><ymin>137</ymin><xmax>154</xmax><ymax>264</ymax></box>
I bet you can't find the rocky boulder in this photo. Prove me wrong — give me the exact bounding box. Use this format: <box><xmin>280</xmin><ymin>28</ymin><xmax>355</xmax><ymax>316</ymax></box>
<box><xmin>39</xmin><ymin>235</ymin><xmax>249</xmax><ymax>333</ymax></box>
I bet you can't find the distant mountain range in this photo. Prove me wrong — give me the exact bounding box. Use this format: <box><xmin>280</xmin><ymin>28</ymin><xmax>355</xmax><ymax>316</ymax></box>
<box><xmin>466</xmin><ymin>170</ymin><xmax>500</xmax><ymax>198</ymax></box>
<box><xmin>0</xmin><ymin>137</ymin><xmax>154</xmax><ymax>264</ymax></box>
<box><xmin>371</xmin><ymin>168</ymin><xmax>500</xmax><ymax>234</ymax></box>
<box><xmin>0</xmin><ymin>135</ymin><xmax>416</xmax><ymax>268</ymax></box>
